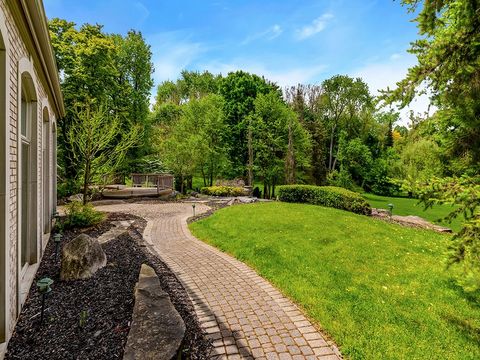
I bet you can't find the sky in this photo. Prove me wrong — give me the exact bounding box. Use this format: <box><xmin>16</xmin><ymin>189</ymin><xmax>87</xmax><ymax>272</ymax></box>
<box><xmin>44</xmin><ymin>0</ymin><xmax>432</xmax><ymax>123</ymax></box>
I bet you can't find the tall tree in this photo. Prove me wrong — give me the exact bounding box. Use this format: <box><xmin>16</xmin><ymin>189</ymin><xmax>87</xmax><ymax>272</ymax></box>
<box><xmin>285</xmin><ymin>84</ymin><xmax>327</xmax><ymax>184</ymax></box>
<box><xmin>219</xmin><ymin>71</ymin><xmax>280</xmax><ymax>178</ymax></box>
<box><xmin>67</xmin><ymin>102</ymin><xmax>139</xmax><ymax>204</ymax></box>
<box><xmin>252</xmin><ymin>92</ymin><xmax>310</xmax><ymax>198</ymax></box>
<box><xmin>49</xmin><ymin>19</ymin><xmax>155</xmax><ymax>190</ymax></box>
<box><xmin>319</xmin><ymin>75</ymin><xmax>373</xmax><ymax>173</ymax></box>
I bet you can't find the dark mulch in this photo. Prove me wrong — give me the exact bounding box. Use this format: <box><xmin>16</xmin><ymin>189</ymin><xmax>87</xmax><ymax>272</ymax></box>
<box><xmin>6</xmin><ymin>212</ymin><xmax>212</xmax><ymax>360</ymax></box>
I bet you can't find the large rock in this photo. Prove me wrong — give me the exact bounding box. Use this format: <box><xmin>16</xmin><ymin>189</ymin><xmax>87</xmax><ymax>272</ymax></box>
<box><xmin>60</xmin><ymin>233</ymin><xmax>107</xmax><ymax>281</ymax></box>
<box><xmin>123</xmin><ymin>264</ymin><xmax>185</xmax><ymax>360</ymax></box>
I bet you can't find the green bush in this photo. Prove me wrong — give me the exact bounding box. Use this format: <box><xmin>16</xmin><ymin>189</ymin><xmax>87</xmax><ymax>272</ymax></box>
<box><xmin>200</xmin><ymin>186</ymin><xmax>246</xmax><ymax>197</ymax></box>
<box><xmin>61</xmin><ymin>201</ymin><xmax>105</xmax><ymax>230</ymax></box>
<box><xmin>277</xmin><ymin>185</ymin><xmax>372</xmax><ymax>215</ymax></box>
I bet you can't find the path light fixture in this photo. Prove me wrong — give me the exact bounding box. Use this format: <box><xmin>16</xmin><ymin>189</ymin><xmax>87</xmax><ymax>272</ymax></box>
<box><xmin>54</xmin><ymin>233</ymin><xmax>62</xmax><ymax>260</ymax></box>
<box><xmin>387</xmin><ymin>203</ymin><xmax>394</xmax><ymax>217</ymax></box>
<box><xmin>192</xmin><ymin>203</ymin><xmax>196</xmax><ymax>217</ymax></box>
<box><xmin>36</xmin><ymin>277</ymin><xmax>54</xmax><ymax>325</ymax></box>
<box><xmin>53</xmin><ymin>210</ymin><xmax>60</xmax><ymax>220</ymax></box>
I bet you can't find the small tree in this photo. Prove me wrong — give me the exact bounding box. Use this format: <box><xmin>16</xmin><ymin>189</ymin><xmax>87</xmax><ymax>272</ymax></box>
<box><xmin>67</xmin><ymin>102</ymin><xmax>139</xmax><ymax>204</ymax></box>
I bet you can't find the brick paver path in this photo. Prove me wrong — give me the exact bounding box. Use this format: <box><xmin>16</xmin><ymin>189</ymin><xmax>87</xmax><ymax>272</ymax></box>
<box><xmin>96</xmin><ymin>201</ymin><xmax>342</xmax><ymax>360</ymax></box>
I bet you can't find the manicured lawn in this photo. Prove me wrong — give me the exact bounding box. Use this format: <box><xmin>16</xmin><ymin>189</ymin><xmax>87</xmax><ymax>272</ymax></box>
<box><xmin>363</xmin><ymin>193</ymin><xmax>462</xmax><ymax>232</ymax></box>
<box><xmin>190</xmin><ymin>202</ymin><xmax>480</xmax><ymax>360</ymax></box>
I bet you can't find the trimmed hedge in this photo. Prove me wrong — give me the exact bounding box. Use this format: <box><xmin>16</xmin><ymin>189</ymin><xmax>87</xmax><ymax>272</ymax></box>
<box><xmin>200</xmin><ymin>186</ymin><xmax>246</xmax><ymax>197</ymax></box>
<box><xmin>277</xmin><ymin>185</ymin><xmax>372</xmax><ymax>215</ymax></box>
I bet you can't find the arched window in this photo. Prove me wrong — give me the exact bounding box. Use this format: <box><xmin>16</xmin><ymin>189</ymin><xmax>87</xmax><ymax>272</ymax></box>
<box><xmin>19</xmin><ymin>72</ymin><xmax>38</xmax><ymax>275</ymax></box>
<box><xmin>42</xmin><ymin>107</ymin><xmax>50</xmax><ymax>234</ymax></box>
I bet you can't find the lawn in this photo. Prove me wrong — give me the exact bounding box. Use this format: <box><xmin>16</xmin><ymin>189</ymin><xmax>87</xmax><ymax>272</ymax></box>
<box><xmin>363</xmin><ymin>193</ymin><xmax>462</xmax><ymax>232</ymax></box>
<box><xmin>190</xmin><ymin>202</ymin><xmax>480</xmax><ymax>360</ymax></box>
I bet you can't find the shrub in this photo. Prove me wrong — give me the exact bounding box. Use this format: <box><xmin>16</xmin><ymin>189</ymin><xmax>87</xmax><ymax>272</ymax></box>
<box><xmin>200</xmin><ymin>186</ymin><xmax>246</xmax><ymax>197</ymax></box>
<box><xmin>277</xmin><ymin>185</ymin><xmax>372</xmax><ymax>215</ymax></box>
<box><xmin>326</xmin><ymin>169</ymin><xmax>356</xmax><ymax>191</ymax></box>
<box><xmin>61</xmin><ymin>201</ymin><xmax>105</xmax><ymax>230</ymax></box>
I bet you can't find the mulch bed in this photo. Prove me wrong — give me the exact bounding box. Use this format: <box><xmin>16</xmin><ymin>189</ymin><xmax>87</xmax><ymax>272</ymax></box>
<box><xmin>6</xmin><ymin>212</ymin><xmax>212</xmax><ymax>360</ymax></box>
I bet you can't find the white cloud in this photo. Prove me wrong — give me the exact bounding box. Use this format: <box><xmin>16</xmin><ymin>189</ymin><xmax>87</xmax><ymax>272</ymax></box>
<box><xmin>241</xmin><ymin>24</ymin><xmax>283</xmax><ymax>45</ymax></box>
<box><xmin>147</xmin><ymin>33</ymin><xmax>205</xmax><ymax>84</ymax></box>
<box><xmin>200</xmin><ymin>60</ymin><xmax>327</xmax><ymax>88</ymax></box>
<box><xmin>352</xmin><ymin>53</ymin><xmax>436</xmax><ymax>125</ymax></box>
<box><xmin>296</xmin><ymin>13</ymin><xmax>334</xmax><ymax>40</ymax></box>
<box><xmin>147</xmin><ymin>32</ymin><xmax>206</xmax><ymax>105</ymax></box>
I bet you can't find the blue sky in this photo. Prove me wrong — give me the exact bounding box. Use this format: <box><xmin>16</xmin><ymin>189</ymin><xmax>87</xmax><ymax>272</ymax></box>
<box><xmin>44</xmin><ymin>0</ymin><xmax>430</xmax><ymax>118</ymax></box>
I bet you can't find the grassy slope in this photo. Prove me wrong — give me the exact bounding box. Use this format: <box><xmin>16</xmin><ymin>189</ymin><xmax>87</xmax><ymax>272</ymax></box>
<box><xmin>190</xmin><ymin>202</ymin><xmax>480</xmax><ymax>360</ymax></box>
<box><xmin>363</xmin><ymin>193</ymin><xmax>462</xmax><ymax>232</ymax></box>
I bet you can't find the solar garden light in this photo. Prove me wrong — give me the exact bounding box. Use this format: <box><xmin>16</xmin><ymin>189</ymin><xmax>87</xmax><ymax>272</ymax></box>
<box><xmin>387</xmin><ymin>203</ymin><xmax>394</xmax><ymax>217</ymax></box>
<box><xmin>192</xmin><ymin>203</ymin><xmax>196</xmax><ymax>216</ymax></box>
<box><xmin>54</xmin><ymin>233</ymin><xmax>62</xmax><ymax>260</ymax></box>
<box><xmin>36</xmin><ymin>277</ymin><xmax>53</xmax><ymax>325</ymax></box>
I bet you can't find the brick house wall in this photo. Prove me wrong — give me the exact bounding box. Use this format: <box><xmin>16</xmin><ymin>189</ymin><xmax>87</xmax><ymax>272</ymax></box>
<box><xmin>0</xmin><ymin>0</ymin><xmax>64</xmax><ymax>356</ymax></box>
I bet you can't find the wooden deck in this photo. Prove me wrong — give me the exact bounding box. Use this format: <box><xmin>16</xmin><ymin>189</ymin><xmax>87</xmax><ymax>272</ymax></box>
<box><xmin>102</xmin><ymin>187</ymin><xmax>173</xmax><ymax>199</ymax></box>
<box><xmin>101</xmin><ymin>173</ymin><xmax>174</xmax><ymax>199</ymax></box>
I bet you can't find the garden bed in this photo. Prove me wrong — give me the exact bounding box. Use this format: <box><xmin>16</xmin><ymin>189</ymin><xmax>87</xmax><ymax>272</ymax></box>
<box><xmin>6</xmin><ymin>212</ymin><xmax>211</xmax><ymax>360</ymax></box>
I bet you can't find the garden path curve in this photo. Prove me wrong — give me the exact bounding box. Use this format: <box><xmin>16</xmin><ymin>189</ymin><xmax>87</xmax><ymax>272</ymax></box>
<box><xmin>95</xmin><ymin>201</ymin><xmax>341</xmax><ymax>360</ymax></box>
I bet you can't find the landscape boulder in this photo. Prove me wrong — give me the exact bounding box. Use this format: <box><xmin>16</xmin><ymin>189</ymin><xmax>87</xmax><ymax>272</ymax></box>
<box><xmin>123</xmin><ymin>264</ymin><xmax>185</xmax><ymax>360</ymax></box>
<box><xmin>60</xmin><ymin>233</ymin><xmax>107</xmax><ymax>281</ymax></box>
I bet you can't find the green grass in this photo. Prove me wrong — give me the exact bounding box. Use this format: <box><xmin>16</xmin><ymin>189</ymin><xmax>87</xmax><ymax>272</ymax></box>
<box><xmin>190</xmin><ymin>202</ymin><xmax>480</xmax><ymax>360</ymax></box>
<box><xmin>363</xmin><ymin>193</ymin><xmax>462</xmax><ymax>232</ymax></box>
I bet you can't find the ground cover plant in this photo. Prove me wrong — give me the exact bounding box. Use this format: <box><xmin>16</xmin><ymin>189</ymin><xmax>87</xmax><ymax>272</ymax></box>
<box><xmin>363</xmin><ymin>192</ymin><xmax>462</xmax><ymax>232</ymax></box>
<box><xmin>190</xmin><ymin>202</ymin><xmax>480</xmax><ymax>360</ymax></box>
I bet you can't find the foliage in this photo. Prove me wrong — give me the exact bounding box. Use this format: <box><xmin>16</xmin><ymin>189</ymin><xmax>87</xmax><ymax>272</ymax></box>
<box><xmin>66</xmin><ymin>102</ymin><xmax>139</xmax><ymax>204</ymax></box>
<box><xmin>319</xmin><ymin>75</ymin><xmax>373</xmax><ymax>173</ymax></box>
<box><xmin>219</xmin><ymin>71</ymin><xmax>280</xmax><ymax>177</ymax></box>
<box><xmin>278</xmin><ymin>185</ymin><xmax>371</xmax><ymax>215</ymax></box>
<box><xmin>200</xmin><ymin>186</ymin><xmax>246</xmax><ymax>197</ymax></box>
<box><xmin>285</xmin><ymin>84</ymin><xmax>328</xmax><ymax>185</ymax></box>
<box><xmin>251</xmin><ymin>92</ymin><xmax>311</xmax><ymax>198</ymax></box>
<box><xmin>131</xmin><ymin>156</ymin><xmax>169</xmax><ymax>174</ymax></box>
<box><xmin>159</xmin><ymin>94</ymin><xmax>230</xmax><ymax>192</ymax></box>
<box><xmin>326</xmin><ymin>168</ymin><xmax>355</xmax><ymax>191</ymax></box>
<box><xmin>190</xmin><ymin>202</ymin><xmax>480</xmax><ymax>360</ymax></box>
<box><xmin>418</xmin><ymin>176</ymin><xmax>480</xmax><ymax>291</ymax></box>
<box><xmin>396</xmin><ymin>137</ymin><xmax>444</xmax><ymax>193</ymax></box>
<box><xmin>61</xmin><ymin>201</ymin><xmax>105</xmax><ymax>230</ymax></box>
<box><xmin>49</xmin><ymin>19</ymin><xmax>154</xmax><ymax>185</ymax></box>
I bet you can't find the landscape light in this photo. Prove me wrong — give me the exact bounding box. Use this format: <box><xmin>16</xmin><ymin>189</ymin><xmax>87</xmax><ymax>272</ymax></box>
<box><xmin>54</xmin><ymin>233</ymin><xmax>62</xmax><ymax>259</ymax></box>
<box><xmin>387</xmin><ymin>203</ymin><xmax>394</xmax><ymax>216</ymax></box>
<box><xmin>36</xmin><ymin>277</ymin><xmax>54</xmax><ymax>325</ymax></box>
<box><xmin>192</xmin><ymin>203</ymin><xmax>196</xmax><ymax>216</ymax></box>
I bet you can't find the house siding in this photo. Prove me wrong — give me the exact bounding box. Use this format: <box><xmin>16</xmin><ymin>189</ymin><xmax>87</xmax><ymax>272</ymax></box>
<box><xmin>1</xmin><ymin>0</ymin><xmax>59</xmax><ymax>352</ymax></box>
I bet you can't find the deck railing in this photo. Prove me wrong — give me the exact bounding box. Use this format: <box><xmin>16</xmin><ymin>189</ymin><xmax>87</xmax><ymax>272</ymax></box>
<box><xmin>131</xmin><ymin>173</ymin><xmax>174</xmax><ymax>191</ymax></box>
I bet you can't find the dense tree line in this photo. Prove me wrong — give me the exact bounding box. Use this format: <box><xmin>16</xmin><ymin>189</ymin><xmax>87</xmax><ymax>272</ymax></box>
<box><xmin>152</xmin><ymin>70</ymin><xmax>418</xmax><ymax>198</ymax></box>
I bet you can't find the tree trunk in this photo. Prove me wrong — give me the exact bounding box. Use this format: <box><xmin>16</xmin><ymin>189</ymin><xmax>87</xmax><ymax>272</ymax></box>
<box><xmin>328</xmin><ymin>123</ymin><xmax>336</xmax><ymax>172</ymax></box>
<box><xmin>332</xmin><ymin>145</ymin><xmax>340</xmax><ymax>171</ymax></box>
<box><xmin>247</xmin><ymin>126</ymin><xmax>253</xmax><ymax>187</ymax></box>
<box><xmin>180</xmin><ymin>174</ymin><xmax>184</xmax><ymax>194</ymax></box>
<box><xmin>201</xmin><ymin>168</ymin><xmax>207</xmax><ymax>187</ymax></box>
<box><xmin>263</xmin><ymin>182</ymin><xmax>268</xmax><ymax>199</ymax></box>
<box><xmin>83</xmin><ymin>159</ymin><xmax>90</xmax><ymax>205</ymax></box>
<box><xmin>286</xmin><ymin>119</ymin><xmax>295</xmax><ymax>184</ymax></box>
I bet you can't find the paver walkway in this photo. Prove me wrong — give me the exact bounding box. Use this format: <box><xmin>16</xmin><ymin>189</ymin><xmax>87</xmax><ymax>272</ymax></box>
<box><xmin>96</xmin><ymin>201</ymin><xmax>342</xmax><ymax>360</ymax></box>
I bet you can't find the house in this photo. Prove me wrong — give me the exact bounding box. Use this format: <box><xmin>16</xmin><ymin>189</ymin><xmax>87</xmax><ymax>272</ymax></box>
<box><xmin>0</xmin><ymin>0</ymin><xmax>64</xmax><ymax>356</ymax></box>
